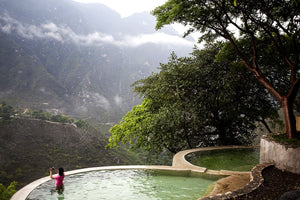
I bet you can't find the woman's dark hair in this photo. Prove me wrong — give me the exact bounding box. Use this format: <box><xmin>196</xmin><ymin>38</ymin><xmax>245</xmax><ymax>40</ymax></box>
<box><xmin>59</xmin><ymin>168</ymin><xmax>64</xmax><ymax>176</ymax></box>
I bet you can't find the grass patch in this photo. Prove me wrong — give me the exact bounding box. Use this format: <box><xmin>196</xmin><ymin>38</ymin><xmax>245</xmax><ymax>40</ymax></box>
<box><xmin>186</xmin><ymin>149</ymin><xmax>260</xmax><ymax>171</ymax></box>
<box><xmin>270</xmin><ymin>133</ymin><xmax>300</xmax><ymax>147</ymax></box>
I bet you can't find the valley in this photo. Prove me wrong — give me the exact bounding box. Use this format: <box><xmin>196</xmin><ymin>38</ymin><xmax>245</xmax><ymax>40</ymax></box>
<box><xmin>0</xmin><ymin>0</ymin><xmax>194</xmax><ymax>190</ymax></box>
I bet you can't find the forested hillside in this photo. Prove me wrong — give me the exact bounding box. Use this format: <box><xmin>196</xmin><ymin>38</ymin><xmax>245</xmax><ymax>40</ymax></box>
<box><xmin>0</xmin><ymin>116</ymin><xmax>142</xmax><ymax>189</ymax></box>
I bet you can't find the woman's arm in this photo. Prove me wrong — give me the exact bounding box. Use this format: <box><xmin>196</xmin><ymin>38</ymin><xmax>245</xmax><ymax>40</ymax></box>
<box><xmin>50</xmin><ymin>168</ymin><xmax>55</xmax><ymax>179</ymax></box>
<box><xmin>52</xmin><ymin>167</ymin><xmax>59</xmax><ymax>174</ymax></box>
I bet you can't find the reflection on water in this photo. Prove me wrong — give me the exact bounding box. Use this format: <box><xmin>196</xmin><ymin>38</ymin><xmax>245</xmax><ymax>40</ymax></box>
<box><xmin>50</xmin><ymin>188</ymin><xmax>64</xmax><ymax>199</ymax></box>
<box><xmin>56</xmin><ymin>195</ymin><xmax>64</xmax><ymax>200</ymax></box>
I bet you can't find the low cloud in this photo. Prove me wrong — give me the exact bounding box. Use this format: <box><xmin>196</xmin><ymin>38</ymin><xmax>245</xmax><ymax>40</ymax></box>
<box><xmin>114</xmin><ymin>94</ymin><xmax>122</xmax><ymax>106</ymax></box>
<box><xmin>120</xmin><ymin>32</ymin><xmax>194</xmax><ymax>47</ymax></box>
<box><xmin>0</xmin><ymin>13</ymin><xmax>195</xmax><ymax>47</ymax></box>
<box><xmin>92</xmin><ymin>93</ymin><xmax>111</xmax><ymax>111</ymax></box>
<box><xmin>0</xmin><ymin>14</ymin><xmax>62</xmax><ymax>41</ymax></box>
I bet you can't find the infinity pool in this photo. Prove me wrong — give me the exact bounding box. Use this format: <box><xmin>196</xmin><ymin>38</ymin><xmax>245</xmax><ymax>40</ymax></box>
<box><xmin>26</xmin><ymin>169</ymin><xmax>221</xmax><ymax>200</ymax></box>
<box><xmin>186</xmin><ymin>148</ymin><xmax>260</xmax><ymax>171</ymax></box>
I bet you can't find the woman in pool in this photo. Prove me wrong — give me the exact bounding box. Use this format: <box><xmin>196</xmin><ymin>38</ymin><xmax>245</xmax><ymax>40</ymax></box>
<box><xmin>50</xmin><ymin>166</ymin><xmax>65</xmax><ymax>194</ymax></box>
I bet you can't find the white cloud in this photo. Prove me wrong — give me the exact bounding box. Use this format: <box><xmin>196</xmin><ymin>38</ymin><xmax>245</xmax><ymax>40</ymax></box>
<box><xmin>42</xmin><ymin>23</ymin><xmax>59</xmax><ymax>32</ymax></box>
<box><xmin>0</xmin><ymin>14</ymin><xmax>64</xmax><ymax>41</ymax></box>
<box><xmin>114</xmin><ymin>95</ymin><xmax>122</xmax><ymax>106</ymax></box>
<box><xmin>92</xmin><ymin>93</ymin><xmax>111</xmax><ymax>110</ymax></box>
<box><xmin>121</xmin><ymin>32</ymin><xmax>194</xmax><ymax>47</ymax></box>
<box><xmin>0</xmin><ymin>13</ymin><xmax>195</xmax><ymax>48</ymax></box>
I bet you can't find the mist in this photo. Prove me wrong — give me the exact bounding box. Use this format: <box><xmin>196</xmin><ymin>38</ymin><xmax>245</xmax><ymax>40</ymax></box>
<box><xmin>0</xmin><ymin>13</ymin><xmax>195</xmax><ymax>47</ymax></box>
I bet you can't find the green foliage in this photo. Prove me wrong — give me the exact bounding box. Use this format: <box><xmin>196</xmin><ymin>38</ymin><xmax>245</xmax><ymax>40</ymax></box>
<box><xmin>0</xmin><ymin>103</ymin><xmax>90</xmax><ymax>131</ymax></box>
<box><xmin>107</xmin><ymin>99</ymin><xmax>161</xmax><ymax>152</ymax></box>
<box><xmin>153</xmin><ymin>0</ymin><xmax>299</xmax><ymax>43</ymax></box>
<box><xmin>152</xmin><ymin>0</ymin><xmax>300</xmax><ymax>138</ymax></box>
<box><xmin>108</xmin><ymin>43</ymin><xmax>280</xmax><ymax>154</ymax></box>
<box><xmin>271</xmin><ymin>133</ymin><xmax>300</xmax><ymax>147</ymax></box>
<box><xmin>31</xmin><ymin>110</ymin><xmax>51</xmax><ymax>121</ymax></box>
<box><xmin>234</xmin><ymin>0</ymin><xmax>237</xmax><ymax>6</ymax></box>
<box><xmin>74</xmin><ymin>119</ymin><xmax>89</xmax><ymax>129</ymax></box>
<box><xmin>27</xmin><ymin>109</ymin><xmax>76</xmax><ymax>124</ymax></box>
<box><xmin>0</xmin><ymin>181</ymin><xmax>17</xmax><ymax>200</ymax></box>
<box><xmin>50</xmin><ymin>114</ymin><xmax>74</xmax><ymax>124</ymax></box>
<box><xmin>0</xmin><ymin>102</ymin><xmax>15</xmax><ymax>122</ymax></box>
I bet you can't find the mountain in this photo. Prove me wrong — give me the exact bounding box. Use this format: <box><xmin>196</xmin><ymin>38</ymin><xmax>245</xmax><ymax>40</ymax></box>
<box><xmin>0</xmin><ymin>0</ymin><xmax>194</xmax><ymax>124</ymax></box>
<box><xmin>0</xmin><ymin>0</ymin><xmax>193</xmax><ymax>189</ymax></box>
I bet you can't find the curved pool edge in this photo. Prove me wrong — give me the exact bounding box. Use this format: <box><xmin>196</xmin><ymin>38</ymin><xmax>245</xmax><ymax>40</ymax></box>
<box><xmin>173</xmin><ymin>145</ymin><xmax>259</xmax><ymax>176</ymax></box>
<box><xmin>12</xmin><ymin>145</ymin><xmax>259</xmax><ymax>200</ymax></box>
<box><xmin>11</xmin><ymin>165</ymin><xmax>209</xmax><ymax>200</ymax></box>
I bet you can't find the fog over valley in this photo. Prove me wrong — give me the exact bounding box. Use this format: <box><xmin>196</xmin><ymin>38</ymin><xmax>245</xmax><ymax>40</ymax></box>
<box><xmin>0</xmin><ymin>0</ymin><xmax>197</xmax><ymax>189</ymax></box>
<box><xmin>0</xmin><ymin>13</ymin><xmax>195</xmax><ymax>47</ymax></box>
<box><xmin>0</xmin><ymin>0</ymin><xmax>195</xmax><ymax>123</ymax></box>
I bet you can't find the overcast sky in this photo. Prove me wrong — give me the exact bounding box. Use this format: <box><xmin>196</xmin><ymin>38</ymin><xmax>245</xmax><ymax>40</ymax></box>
<box><xmin>71</xmin><ymin>0</ymin><xmax>200</xmax><ymax>39</ymax></box>
<box><xmin>0</xmin><ymin>0</ymin><xmax>201</xmax><ymax>48</ymax></box>
<box><xmin>72</xmin><ymin>0</ymin><xmax>167</xmax><ymax>18</ymax></box>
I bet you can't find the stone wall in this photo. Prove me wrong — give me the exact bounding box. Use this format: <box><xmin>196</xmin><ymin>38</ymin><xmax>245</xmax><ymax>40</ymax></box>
<box><xmin>199</xmin><ymin>163</ymin><xmax>274</xmax><ymax>200</ymax></box>
<box><xmin>260</xmin><ymin>135</ymin><xmax>300</xmax><ymax>174</ymax></box>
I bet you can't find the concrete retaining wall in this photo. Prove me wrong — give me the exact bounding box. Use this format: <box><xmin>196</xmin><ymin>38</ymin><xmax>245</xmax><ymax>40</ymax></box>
<box><xmin>260</xmin><ymin>135</ymin><xmax>300</xmax><ymax>174</ymax></box>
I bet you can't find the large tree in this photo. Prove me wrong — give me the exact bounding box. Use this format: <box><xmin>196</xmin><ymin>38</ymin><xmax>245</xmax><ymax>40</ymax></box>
<box><xmin>107</xmin><ymin>44</ymin><xmax>280</xmax><ymax>154</ymax></box>
<box><xmin>153</xmin><ymin>0</ymin><xmax>300</xmax><ymax>139</ymax></box>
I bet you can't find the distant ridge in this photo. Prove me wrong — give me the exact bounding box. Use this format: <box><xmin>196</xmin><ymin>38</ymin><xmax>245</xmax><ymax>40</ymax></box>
<box><xmin>0</xmin><ymin>0</ymin><xmax>193</xmax><ymax>123</ymax></box>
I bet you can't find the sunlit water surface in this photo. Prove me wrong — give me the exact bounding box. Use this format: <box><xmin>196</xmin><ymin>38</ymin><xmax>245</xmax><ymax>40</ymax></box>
<box><xmin>26</xmin><ymin>169</ymin><xmax>220</xmax><ymax>200</ymax></box>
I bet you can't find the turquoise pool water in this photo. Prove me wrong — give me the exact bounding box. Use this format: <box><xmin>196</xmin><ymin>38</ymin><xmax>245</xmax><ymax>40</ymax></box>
<box><xmin>186</xmin><ymin>148</ymin><xmax>260</xmax><ymax>171</ymax></box>
<box><xmin>26</xmin><ymin>169</ymin><xmax>220</xmax><ymax>200</ymax></box>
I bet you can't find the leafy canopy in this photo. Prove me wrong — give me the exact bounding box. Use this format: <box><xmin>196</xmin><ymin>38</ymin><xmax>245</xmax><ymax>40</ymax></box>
<box><xmin>0</xmin><ymin>182</ymin><xmax>17</xmax><ymax>200</ymax></box>
<box><xmin>107</xmin><ymin>43</ymin><xmax>280</xmax><ymax>154</ymax></box>
<box><xmin>152</xmin><ymin>0</ymin><xmax>300</xmax><ymax>139</ymax></box>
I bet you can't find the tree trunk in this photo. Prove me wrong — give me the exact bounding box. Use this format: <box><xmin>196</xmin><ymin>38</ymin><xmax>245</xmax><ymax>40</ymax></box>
<box><xmin>183</xmin><ymin>112</ymin><xmax>193</xmax><ymax>149</ymax></box>
<box><xmin>282</xmin><ymin>96</ymin><xmax>297</xmax><ymax>139</ymax></box>
<box><xmin>260</xmin><ymin>118</ymin><xmax>272</xmax><ymax>134</ymax></box>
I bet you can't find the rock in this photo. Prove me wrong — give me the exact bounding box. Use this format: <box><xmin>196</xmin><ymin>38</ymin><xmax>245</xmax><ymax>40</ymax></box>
<box><xmin>280</xmin><ymin>190</ymin><xmax>300</xmax><ymax>200</ymax></box>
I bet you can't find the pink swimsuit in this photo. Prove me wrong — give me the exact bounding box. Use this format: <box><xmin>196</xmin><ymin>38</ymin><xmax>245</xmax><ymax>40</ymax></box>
<box><xmin>54</xmin><ymin>173</ymin><xmax>65</xmax><ymax>186</ymax></box>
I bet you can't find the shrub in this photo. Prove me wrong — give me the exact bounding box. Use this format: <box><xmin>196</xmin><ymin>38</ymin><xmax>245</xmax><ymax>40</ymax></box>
<box><xmin>0</xmin><ymin>181</ymin><xmax>17</xmax><ymax>200</ymax></box>
<box><xmin>75</xmin><ymin>119</ymin><xmax>89</xmax><ymax>129</ymax></box>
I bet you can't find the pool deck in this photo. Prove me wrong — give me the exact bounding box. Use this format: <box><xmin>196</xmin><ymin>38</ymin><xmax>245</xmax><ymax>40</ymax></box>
<box><xmin>11</xmin><ymin>145</ymin><xmax>259</xmax><ymax>200</ymax></box>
